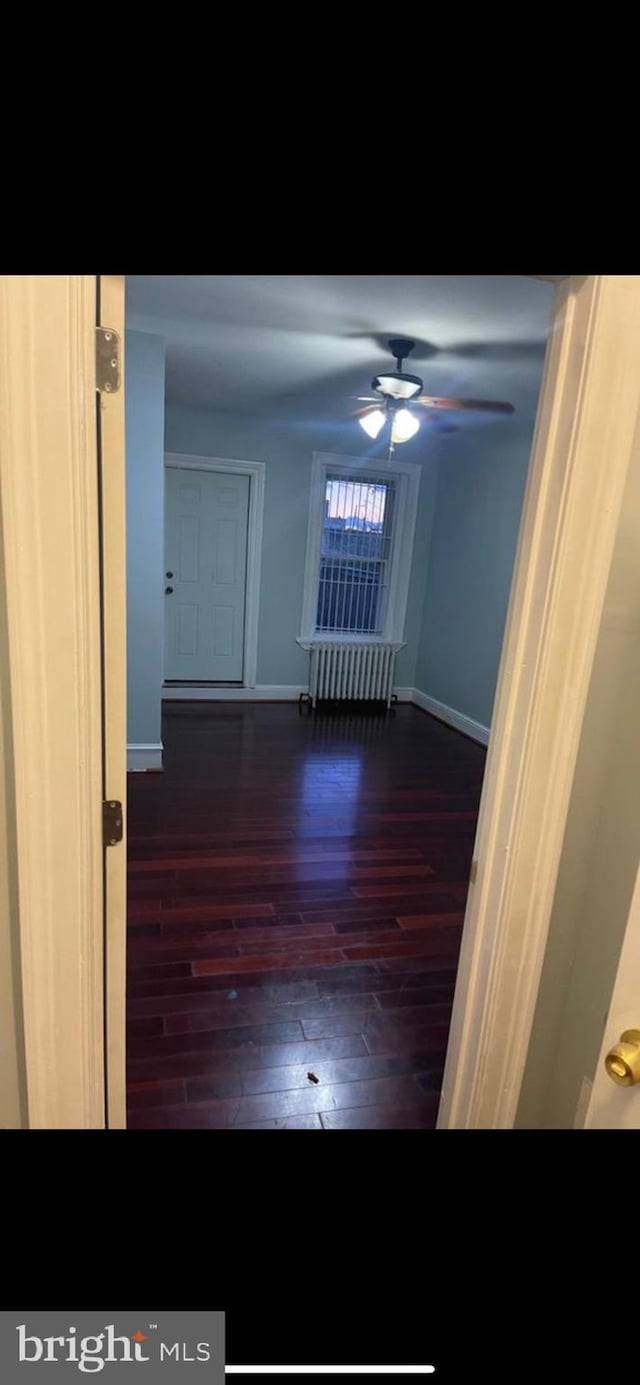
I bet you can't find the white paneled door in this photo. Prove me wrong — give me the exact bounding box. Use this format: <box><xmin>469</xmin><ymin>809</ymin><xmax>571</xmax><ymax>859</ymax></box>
<box><xmin>585</xmin><ymin>862</ymin><xmax>640</xmax><ymax>1128</ymax></box>
<box><xmin>165</xmin><ymin>467</ymin><xmax>250</xmax><ymax>682</ymax></box>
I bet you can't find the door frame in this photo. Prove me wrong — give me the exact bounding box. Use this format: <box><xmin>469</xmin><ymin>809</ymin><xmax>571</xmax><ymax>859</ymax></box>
<box><xmin>163</xmin><ymin>452</ymin><xmax>265</xmax><ymax>691</ymax></box>
<box><xmin>3</xmin><ymin>274</ymin><xmax>640</xmax><ymax>1127</ymax></box>
<box><xmin>439</xmin><ymin>274</ymin><xmax>640</xmax><ymax>1127</ymax></box>
<box><xmin>98</xmin><ymin>275</ymin><xmax>128</xmax><ymax>1129</ymax></box>
<box><xmin>0</xmin><ymin>275</ymin><xmax>105</xmax><ymax>1127</ymax></box>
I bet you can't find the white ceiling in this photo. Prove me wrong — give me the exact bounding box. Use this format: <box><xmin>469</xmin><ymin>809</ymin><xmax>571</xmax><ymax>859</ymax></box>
<box><xmin>126</xmin><ymin>275</ymin><xmax>554</xmax><ymax>432</ymax></box>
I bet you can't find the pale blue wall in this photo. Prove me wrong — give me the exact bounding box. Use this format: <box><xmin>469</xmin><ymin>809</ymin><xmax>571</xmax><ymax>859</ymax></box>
<box><xmin>415</xmin><ymin>419</ymin><xmax>536</xmax><ymax>728</ymax></box>
<box><xmin>164</xmin><ymin>404</ymin><xmax>439</xmax><ymax>688</ymax></box>
<box><xmin>128</xmin><ymin>372</ymin><xmax>534</xmax><ymax>721</ymax></box>
<box><xmin>126</xmin><ymin>330</ymin><xmax>166</xmax><ymax>744</ymax></box>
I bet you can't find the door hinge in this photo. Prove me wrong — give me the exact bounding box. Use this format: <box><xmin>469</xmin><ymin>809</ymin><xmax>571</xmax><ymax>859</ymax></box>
<box><xmin>103</xmin><ymin>800</ymin><xmax>123</xmax><ymax>846</ymax></box>
<box><xmin>96</xmin><ymin>327</ymin><xmax>121</xmax><ymax>393</ymax></box>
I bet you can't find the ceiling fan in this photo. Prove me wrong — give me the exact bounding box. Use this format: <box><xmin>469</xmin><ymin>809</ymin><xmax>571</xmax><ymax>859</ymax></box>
<box><xmin>354</xmin><ymin>338</ymin><xmax>515</xmax><ymax>456</ymax></box>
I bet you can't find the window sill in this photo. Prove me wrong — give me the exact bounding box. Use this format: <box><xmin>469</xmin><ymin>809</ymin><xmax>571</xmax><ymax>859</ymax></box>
<box><xmin>297</xmin><ymin>636</ymin><xmax>406</xmax><ymax>651</ymax></box>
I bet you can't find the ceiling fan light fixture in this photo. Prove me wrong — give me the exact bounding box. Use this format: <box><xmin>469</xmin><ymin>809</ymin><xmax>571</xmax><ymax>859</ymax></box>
<box><xmin>359</xmin><ymin>408</ymin><xmax>386</xmax><ymax>440</ymax></box>
<box><xmin>372</xmin><ymin>372</ymin><xmax>423</xmax><ymax>401</ymax></box>
<box><xmin>352</xmin><ymin>335</ymin><xmax>515</xmax><ymax>443</ymax></box>
<box><xmin>391</xmin><ymin>408</ymin><xmax>420</xmax><ymax>443</ymax></box>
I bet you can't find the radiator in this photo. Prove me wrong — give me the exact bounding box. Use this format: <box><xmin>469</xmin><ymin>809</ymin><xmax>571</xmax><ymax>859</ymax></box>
<box><xmin>309</xmin><ymin>642</ymin><xmax>397</xmax><ymax>708</ymax></box>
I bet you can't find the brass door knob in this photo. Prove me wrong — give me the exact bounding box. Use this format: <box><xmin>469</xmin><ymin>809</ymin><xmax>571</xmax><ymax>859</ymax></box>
<box><xmin>604</xmin><ymin>1030</ymin><xmax>640</xmax><ymax>1086</ymax></box>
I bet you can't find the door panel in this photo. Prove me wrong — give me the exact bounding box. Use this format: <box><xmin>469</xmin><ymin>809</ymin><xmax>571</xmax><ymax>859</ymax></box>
<box><xmin>165</xmin><ymin>468</ymin><xmax>250</xmax><ymax>681</ymax></box>
<box><xmin>177</xmin><ymin>603</ymin><xmax>198</xmax><ymax>654</ymax></box>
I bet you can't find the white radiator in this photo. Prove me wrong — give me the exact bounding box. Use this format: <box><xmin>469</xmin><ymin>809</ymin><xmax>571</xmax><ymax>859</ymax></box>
<box><xmin>309</xmin><ymin>642</ymin><xmax>397</xmax><ymax>708</ymax></box>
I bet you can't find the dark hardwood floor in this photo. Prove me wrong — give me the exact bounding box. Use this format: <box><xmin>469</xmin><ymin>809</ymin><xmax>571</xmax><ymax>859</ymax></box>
<box><xmin>126</xmin><ymin>702</ymin><xmax>486</xmax><ymax>1129</ymax></box>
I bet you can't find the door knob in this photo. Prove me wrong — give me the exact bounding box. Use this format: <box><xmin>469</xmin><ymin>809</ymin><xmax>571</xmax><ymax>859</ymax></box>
<box><xmin>166</xmin><ymin>571</ymin><xmax>173</xmax><ymax>578</ymax></box>
<box><xmin>165</xmin><ymin>586</ymin><xmax>173</xmax><ymax>595</ymax></box>
<box><xmin>604</xmin><ymin>1030</ymin><xmax>640</xmax><ymax>1086</ymax></box>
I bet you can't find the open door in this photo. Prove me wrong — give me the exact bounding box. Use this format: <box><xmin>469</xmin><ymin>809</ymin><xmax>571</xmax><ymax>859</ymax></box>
<box><xmin>586</xmin><ymin>862</ymin><xmax>640</xmax><ymax>1128</ymax></box>
<box><xmin>97</xmin><ymin>275</ymin><xmax>127</xmax><ymax>1128</ymax></box>
<box><xmin>439</xmin><ymin>275</ymin><xmax>640</xmax><ymax>1128</ymax></box>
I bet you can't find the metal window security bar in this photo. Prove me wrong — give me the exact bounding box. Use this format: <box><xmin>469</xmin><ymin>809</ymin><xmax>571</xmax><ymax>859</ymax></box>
<box><xmin>316</xmin><ymin>474</ymin><xmax>396</xmax><ymax>635</ymax></box>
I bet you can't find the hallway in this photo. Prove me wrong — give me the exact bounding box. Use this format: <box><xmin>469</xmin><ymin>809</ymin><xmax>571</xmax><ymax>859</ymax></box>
<box><xmin>126</xmin><ymin>702</ymin><xmax>485</xmax><ymax>1128</ymax></box>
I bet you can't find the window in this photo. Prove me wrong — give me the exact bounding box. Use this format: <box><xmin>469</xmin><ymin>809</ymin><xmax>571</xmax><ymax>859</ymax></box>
<box><xmin>317</xmin><ymin>474</ymin><xmax>395</xmax><ymax>635</ymax></box>
<box><xmin>299</xmin><ymin>453</ymin><xmax>421</xmax><ymax>647</ymax></box>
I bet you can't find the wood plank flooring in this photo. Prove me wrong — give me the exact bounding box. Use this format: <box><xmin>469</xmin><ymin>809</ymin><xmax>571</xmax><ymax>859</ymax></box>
<box><xmin>126</xmin><ymin>702</ymin><xmax>486</xmax><ymax>1129</ymax></box>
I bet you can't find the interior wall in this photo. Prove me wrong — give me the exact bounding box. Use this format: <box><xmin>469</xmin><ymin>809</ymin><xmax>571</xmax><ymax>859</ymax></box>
<box><xmin>414</xmin><ymin>419</ymin><xmax>537</xmax><ymax>730</ymax></box>
<box><xmin>125</xmin><ymin>329</ymin><xmax>166</xmax><ymax>746</ymax></box>
<box><xmin>129</xmin><ymin>372</ymin><xmax>540</xmax><ymax>717</ymax></box>
<box><xmin>164</xmin><ymin>403</ymin><xmax>440</xmax><ymax>689</ymax></box>
<box><xmin>0</xmin><ymin>482</ymin><xmax>27</xmax><ymax>1128</ymax></box>
<box><xmin>517</xmin><ymin>431</ymin><xmax>640</xmax><ymax>1128</ymax></box>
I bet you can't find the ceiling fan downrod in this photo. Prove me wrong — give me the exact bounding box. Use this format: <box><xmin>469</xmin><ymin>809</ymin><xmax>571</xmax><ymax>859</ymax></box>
<box><xmin>387</xmin><ymin>338</ymin><xmax>416</xmax><ymax>373</ymax></box>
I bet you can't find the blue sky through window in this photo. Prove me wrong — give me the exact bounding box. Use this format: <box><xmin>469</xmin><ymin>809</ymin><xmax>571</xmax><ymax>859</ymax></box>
<box><xmin>325</xmin><ymin>479</ymin><xmax>388</xmax><ymax>528</ymax></box>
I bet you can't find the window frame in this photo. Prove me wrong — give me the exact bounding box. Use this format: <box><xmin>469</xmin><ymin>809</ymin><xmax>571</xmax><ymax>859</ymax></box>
<box><xmin>298</xmin><ymin>452</ymin><xmax>421</xmax><ymax>647</ymax></box>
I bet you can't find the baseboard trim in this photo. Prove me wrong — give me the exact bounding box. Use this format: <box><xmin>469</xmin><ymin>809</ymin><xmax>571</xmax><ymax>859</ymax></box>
<box><xmin>162</xmin><ymin>684</ymin><xmax>417</xmax><ymax>704</ymax></box>
<box><xmin>162</xmin><ymin>685</ymin><xmax>307</xmax><ymax>702</ymax></box>
<box><xmin>127</xmin><ymin>743</ymin><xmax>164</xmax><ymax>771</ymax></box>
<box><xmin>410</xmin><ymin>688</ymin><xmax>490</xmax><ymax>746</ymax></box>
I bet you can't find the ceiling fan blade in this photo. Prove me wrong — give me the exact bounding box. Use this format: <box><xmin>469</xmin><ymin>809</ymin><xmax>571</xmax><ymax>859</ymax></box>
<box><xmin>443</xmin><ymin>338</ymin><xmax>547</xmax><ymax>361</ymax></box>
<box><xmin>351</xmin><ymin>396</ymin><xmax>380</xmax><ymax>402</ymax></box>
<box><xmin>415</xmin><ymin>396</ymin><xmax>515</xmax><ymax>415</ymax></box>
<box><xmin>425</xmin><ymin>414</ymin><xmax>458</xmax><ymax>434</ymax></box>
<box><xmin>352</xmin><ymin>403</ymin><xmax>382</xmax><ymax>417</ymax></box>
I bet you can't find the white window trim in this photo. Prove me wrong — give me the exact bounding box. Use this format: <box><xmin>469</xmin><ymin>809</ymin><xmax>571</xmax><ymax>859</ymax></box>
<box><xmin>297</xmin><ymin>451</ymin><xmax>421</xmax><ymax>649</ymax></box>
<box><xmin>163</xmin><ymin>452</ymin><xmax>265</xmax><ymax>689</ymax></box>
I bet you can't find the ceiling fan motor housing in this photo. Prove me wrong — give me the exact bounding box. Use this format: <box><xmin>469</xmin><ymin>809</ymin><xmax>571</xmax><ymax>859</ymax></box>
<box><xmin>372</xmin><ymin>337</ymin><xmax>423</xmax><ymax>402</ymax></box>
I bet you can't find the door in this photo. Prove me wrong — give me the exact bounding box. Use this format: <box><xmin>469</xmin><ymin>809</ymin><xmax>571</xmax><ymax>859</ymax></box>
<box><xmin>439</xmin><ymin>274</ymin><xmax>640</xmax><ymax>1128</ymax></box>
<box><xmin>164</xmin><ymin>467</ymin><xmax>250</xmax><ymax>682</ymax></box>
<box><xmin>578</xmin><ymin>428</ymin><xmax>640</xmax><ymax>1130</ymax></box>
<box><xmin>585</xmin><ymin>862</ymin><xmax>640</xmax><ymax>1128</ymax></box>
